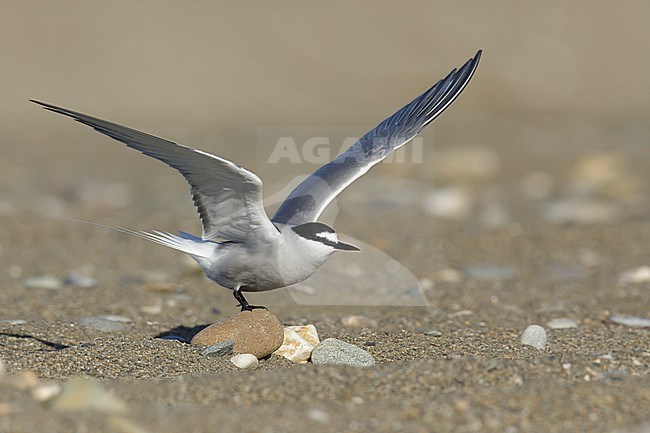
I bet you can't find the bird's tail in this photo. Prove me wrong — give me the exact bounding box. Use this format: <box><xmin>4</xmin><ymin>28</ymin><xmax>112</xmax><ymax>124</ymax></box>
<box><xmin>65</xmin><ymin>219</ymin><xmax>216</xmax><ymax>258</ymax></box>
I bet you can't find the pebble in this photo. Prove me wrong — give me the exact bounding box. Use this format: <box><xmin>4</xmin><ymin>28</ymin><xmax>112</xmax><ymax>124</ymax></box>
<box><xmin>31</xmin><ymin>382</ymin><xmax>62</xmax><ymax>402</ymax></box>
<box><xmin>424</xmin><ymin>330</ymin><xmax>442</xmax><ymax>337</ymax></box>
<box><xmin>543</xmin><ymin>199</ymin><xmax>621</xmax><ymax>225</ymax></box>
<box><xmin>230</xmin><ymin>354</ymin><xmax>258</xmax><ymax>369</ymax></box>
<box><xmin>0</xmin><ymin>358</ymin><xmax>5</xmax><ymax>378</ymax></box>
<box><xmin>63</xmin><ymin>272</ymin><xmax>98</xmax><ymax>288</ymax></box>
<box><xmin>464</xmin><ymin>265</ymin><xmax>517</xmax><ymax>281</ymax></box>
<box><xmin>77</xmin><ymin>316</ymin><xmax>129</xmax><ymax>332</ymax></box>
<box><xmin>202</xmin><ymin>340</ymin><xmax>235</xmax><ymax>357</ymax></box>
<box><xmin>617</xmin><ymin>266</ymin><xmax>650</xmax><ymax>285</ymax></box>
<box><xmin>0</xmin><ymin>319</ymin><xmax>27</xmax><ymax>325</ymax></box>
<box><xmin>191</xmin><ymin>309</ymin><xmax>284</xmax><ymax>359</ymax></box>
<box><xmin>422</xmin><ymin>187</ymin><xmax>474</xmax><ymax>220</ymax></box>
<box><xmin>547</xmin><ymin>318</ymin><xmax>579</xmax><ymax>329</ymax></box>
<box><xmin>22</xmin><ymin>275</ymin><xmax>63</xmax><ymax>290</ymax></box>
<box><xmin>311</xmin><ymin>338</ymin><xmax>376</xmax><ymax>367</ymax></box>
<box><xmin>340</xmin><ymin>315</ymin><xmax>378</xmax><ymax>328</ymax></box>
<box><xmin>52</xmin><ymin>377</ymin><xmax>127</xmax><ymax>413</ymax></box>
<box><xmin>274</xmin><ymin>325</ymin><xmax>320</xmax><ymax>364</ymax></box>
<box><xmin>307</xmin><ymin>408</ymin><xmax>331</xmax><ymax>423</ymax></box>
<box><xmin>519</xmin><ymin>325</ymin><xmax>547</xmax><ymax>350</ymax></box>
<box><xmin>608</xmin><ymin>315</ymin><xmax>650</xmax><ymax>328</ymax></box>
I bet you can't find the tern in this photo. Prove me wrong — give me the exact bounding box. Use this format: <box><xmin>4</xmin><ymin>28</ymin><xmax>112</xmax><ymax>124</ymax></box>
<box><xmin>32</xmin><ymin>50</ymin><xmax>481</xmax><ymax>311</ymax></box>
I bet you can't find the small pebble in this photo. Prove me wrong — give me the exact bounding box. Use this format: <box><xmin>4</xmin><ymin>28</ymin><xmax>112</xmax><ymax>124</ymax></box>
<box><xmin>31</xmin><ymin>382</ymin><xmax>62</xmax><ymax>402</ymax></box>
<box><xmin>99</xmin><ymin>315</ymin><xmax>132</xmax><ymax>323</ymax></box>
<box><xmin>274</xmin><ymin>325</ymin><xmax>320</xmax><ymax>364</ymax></box>
<box><xmin>22</xmin><ymin>275</ymin><xmax>62</xmax><ymax>290</ymax></box>
<box><xmin>464</xmin><ymin>265</ymin><xmax>517</xmax><ymax>281</ymax></box>
<box><xmin>307</xmin><ymin>408</ymin><xmax>331</xmax><ymax>423</ymax></box>
<box><xmin>230</xmin><ymin>354</ymin><xmax>258</xmax><ymax>369</ymax></box>
<box><xmin>598</xmin><ymin>369</ymin><xmax>629</xmax><ymax>381</ymax></box>
<box><xmin>617</xmin><ymin>266</ymin><xmax>650</xmax><ymax>284</ymax></box>
<box><xmin>0</xmin><ymin>358</ymin><xmax>5</xmax><ymax>378</ymax></box>
<box><xmin>203</xmin><ymin>340</ymin><xmax>235</xmax><ymax>357</ymax></box>
<box><xmin>0</xmin><ymin>319</ymin><xmax>27</xmax><ymax>325</ymax></box>
<box><xmin>340</xmin><ymin>315</ymin><xmax>378</xmax><ymax>328</ymax></box>
<box><xmin>608</xmin><ymin>315</ymin><xmax>650</xmax><ymax>328</ymax></box>
<box><xmin>422</xmin><ymin>187</ymin><xmax>473</xmax><ymax>220</ymax></box>
<box><xmin>77</xmin><ymin>317</ymin><xmax>127</xmax><ymax>332</ymax></box>
<box><xmin>311</xmin><ymin>338</ymin><xmax>375</xmax><ymax>367</ymax></box>
<box><xmin>519</xmin><ymin>325</ymin><xmax>547</xmax><ymax>350</ymax></box>
<box><xmin>52</xmin><ymin>377</ymin><xmax>127</xmax><ymax>413</ymax></box>
<box><xmin>424</xmin><ymin>330</ymin><xmax>442</xmax><ymax>337</ymax></box>
<box><xmin>543</xmin><ymin>199</ymin><xmax>621</xmax><ymax>225</ymax></box>
<box><xmin>63</xmin><ymin>272</ymin><xmax>98</xmax><ymax>288</ymax></box>
<box><xmin>547</xmin><ymin>318</ymin><xmax>578</xmax><ymax>329</ymax></box>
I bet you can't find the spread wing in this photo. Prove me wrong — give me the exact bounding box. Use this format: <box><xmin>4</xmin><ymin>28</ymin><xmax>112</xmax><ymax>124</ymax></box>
<box><xmin>31</xmin><ymin>100</ymin><xmax>279</xmax><ymax>243</ymax></box>
<box><xmin>272</xmin><ymin>50</ymin><xmax>481</xmax><ymax>225</ymax></box>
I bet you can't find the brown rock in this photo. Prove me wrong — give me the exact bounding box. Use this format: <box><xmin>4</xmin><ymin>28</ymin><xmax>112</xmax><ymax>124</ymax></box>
<box><xmin>191</xmin><ymin>309</ymin><xmax>284</xmax><ymax>359</ymax></box>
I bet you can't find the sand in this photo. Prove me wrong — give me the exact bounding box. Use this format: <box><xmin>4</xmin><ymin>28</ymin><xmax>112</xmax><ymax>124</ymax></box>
<box><xmin>1</xmin><ymin>109</ymin><xmax>649</xmax><ymax>433</ymax></box>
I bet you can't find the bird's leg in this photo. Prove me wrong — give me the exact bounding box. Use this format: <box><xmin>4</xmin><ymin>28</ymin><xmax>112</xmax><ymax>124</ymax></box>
<box><xmin>233</xmin><ymin>285</ymin><xmax>267</xmax><ymax>312</ymax></box>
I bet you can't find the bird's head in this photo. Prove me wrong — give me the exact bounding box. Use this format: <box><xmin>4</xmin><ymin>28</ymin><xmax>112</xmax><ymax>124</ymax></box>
<box><xmin>290</xmin><ymin>222</ymin><xmax>360</xmax><ymax>252</ymax></box>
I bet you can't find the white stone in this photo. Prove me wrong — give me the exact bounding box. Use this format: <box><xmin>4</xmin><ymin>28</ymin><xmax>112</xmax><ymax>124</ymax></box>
<box><xmin>340</xmin><ymin>315</ymin><xmax>378</xmax><ymax>328</ymax></box>
<box><xmin>307</xmin><ymin>408</ymin><xmax>331</xmax><ymax>423</ymax></box>
<box><xmin>22</xmin><ymin>275</ymin><xmax>62</xmax><ymax>290</ymax></box>
<box><xmin>422</xmin><ymin>187</ymin><xmax>474</xmax><ymax>220</ymax></box>
<box><xmin>31</xmin><ymin>382</ymin><xmax>62</xmax><ymax>402</ymax></box>
<box><xmin>617</xmin><ymin>266</ymin><xmax>650</xmax><ymax>285</ymax></box>
<box><xmin>230</xmin><ymin>354</ymin><xmax>258</xmax><ymax>369</ymax></box>
<box><xmin>274</xmin><ymin>325</ymin><xmax>320</xmax><ymax>364</ymax></box>
<box><xmin>51</xmin><ymin>377</ymin><xmax>127</xmax><ymax>413</ymax></box>
<box><xmin>519</xmin><ymin>325</ymin><xmax>547</xmax><ymax>350</ymax></box>
<box><xmin>546</xmin><ymin>318</ymin><xmax>578</xmax><ymax>329</ymax></box>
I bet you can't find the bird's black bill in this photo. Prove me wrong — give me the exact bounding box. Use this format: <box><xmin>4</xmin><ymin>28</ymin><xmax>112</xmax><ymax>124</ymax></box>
<box><xmin>334</xmin><ymin>241</ymin><xmax>360</xmax><ymax>251</ymax></box>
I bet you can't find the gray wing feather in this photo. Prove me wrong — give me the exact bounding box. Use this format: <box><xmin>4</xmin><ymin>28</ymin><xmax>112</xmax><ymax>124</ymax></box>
<box><xmin>31</xmin><ymin>101</ymin><xmax>278</xmax><ymax>243</ymax></box>
<box><xmin>272</xmin><ymin>50</ymin><xmax>482</xmax><ymax>225</ymax></box>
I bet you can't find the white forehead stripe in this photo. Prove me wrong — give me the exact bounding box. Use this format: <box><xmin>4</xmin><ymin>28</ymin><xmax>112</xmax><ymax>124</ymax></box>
<box><xmin>316</xmin><ymin>231</ymin><xmax>338</xmax><ymax>243</ymax></box>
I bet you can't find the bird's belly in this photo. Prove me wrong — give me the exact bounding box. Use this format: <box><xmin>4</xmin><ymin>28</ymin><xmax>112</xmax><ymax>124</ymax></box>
<box><xmin>201</xmin><ymin>248</ymin><xmax>319</xmax><ymax>292</ymax></box>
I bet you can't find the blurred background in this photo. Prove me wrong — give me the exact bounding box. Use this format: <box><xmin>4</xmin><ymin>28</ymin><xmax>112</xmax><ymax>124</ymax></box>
<box><xmin>0</xmin><ymin>1</ymin><xmax>649</xmax><ymax>303</ymax></box>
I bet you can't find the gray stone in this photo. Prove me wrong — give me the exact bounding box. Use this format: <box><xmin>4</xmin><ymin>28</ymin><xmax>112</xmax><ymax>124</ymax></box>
<box><xmin>311</xmin><ymin>338</ymin><xmax>375</xmax><ymax>367</ymax></box>
<box><xmin>0</xmin><ymin>319</ymin><xmax>27</xmax><ymax>325</ymax></box>
<box><xmin>77</xmin><ymin>317</ymin><xmax>126</xmax><ymax>332</ymax></box>
<box><xmin>63</xmin><ymin>272</ymin><xmax>98</xmax><ymax>288</ymax></box>
<box><xmin>202</xmin><ymin>339</ymin><xmax>235</xmax><ymax>357</ymax></box>
<box><xmin>609</xmin><ymin>315</ymin><xmax>650</xmax><ymax>328</ymax></box>
<box><xmin>519</xmin><ymin>325</ymin><xmax>547</xmax><ymax>350</ymax></box>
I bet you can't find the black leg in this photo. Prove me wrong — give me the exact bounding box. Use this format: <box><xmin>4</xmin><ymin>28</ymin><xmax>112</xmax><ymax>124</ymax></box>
<box><xmin>233</xmin><ymin>286</ymin><xmax>267</xmax><ymax>312</ymax></box>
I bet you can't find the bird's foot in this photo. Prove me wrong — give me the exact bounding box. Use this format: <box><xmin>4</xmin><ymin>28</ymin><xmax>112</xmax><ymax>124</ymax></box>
<box><xmin>233</xmin><ymin>286</ymin><xmax>267</xmax><ymax>312</ymax></box>
<box><xmin>237</xmin><ymin>303</ymin><xmax>268</xmax><ymax>312</ymax></box>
